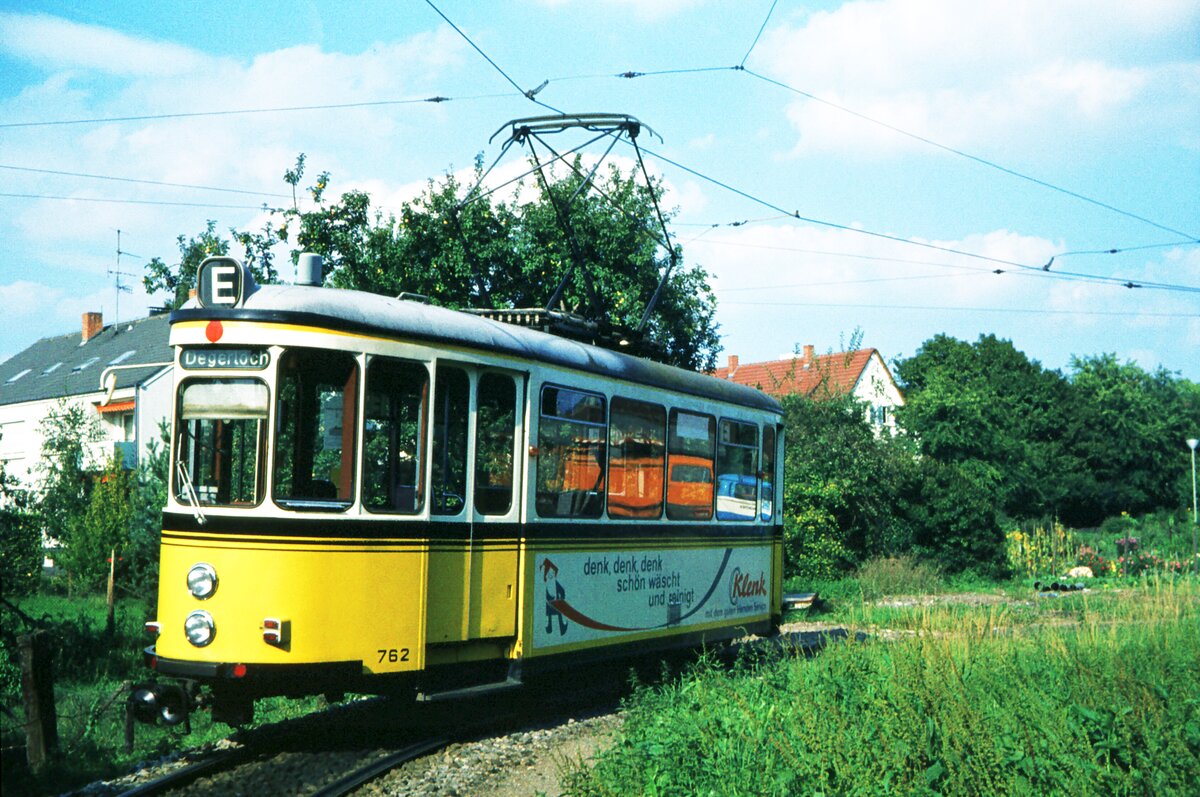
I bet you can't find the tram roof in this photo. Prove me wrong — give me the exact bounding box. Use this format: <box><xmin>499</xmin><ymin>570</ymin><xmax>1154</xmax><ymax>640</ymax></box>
<box><xmin>172</xmin><ymin>284</ymin><xmax>782</xmax><ymax>414</ymax></box>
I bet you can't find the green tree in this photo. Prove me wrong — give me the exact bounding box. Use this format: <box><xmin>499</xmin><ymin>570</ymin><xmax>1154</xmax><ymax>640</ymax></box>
<box><xmin>124</xmin><ymin>424</ymin><xmax>170</xmax><ymax>598</ymax></box>
<box><xmin>56</xmin><ymin>457</ymin><xmax>134</xmax><ymax>591</ymax></box>
<box><xmin>780</xmin><ymin>388</ymin><xmax>917</xmax><ymax>579</ymax></box>
<box><xmin>906</xmin><ymin>458</ymin><xmax>1007</xmax><ymax>576</ymax></box>
<box><xmin>896</xmin><ymin>334</ymin><xmax>1075</xmax><ymax>521</ymax></box>
<box><xmin>1062</xmin><ymin>354</ymin><xmax>1200</xmax><ymax>525</ymax></box>
<box><xmin>239</xmin><ymin>155</ymin><xmax>721</xmax><ymax>371</ymax></box>
<box><xmin>144</xmin><ymin>219</ymin><xmax>280</xmax><ymax>309</ymax></box>
<box><xmin>0</xmin><ymin>434</ymin><xmax>41</xmax><ymax>597</ymax></box>
<box><xmin>36</xmin><ymin>400</ymin><xmax>103</xmax><ymax>584</ymax></box>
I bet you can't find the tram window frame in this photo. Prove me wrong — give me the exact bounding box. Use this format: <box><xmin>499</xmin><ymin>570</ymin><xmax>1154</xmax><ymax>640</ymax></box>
<box><xmin>174</xmin><ymin>377</ymin><xmax>269</xmax><ymax>508</ymax></box>
<box><xmin>536</xmin><ymin>384</ymin><xmax>607</xmax><ymax>519</ymax></box>
<box><xmin>761</xmin><ymin>424</ymin><xmax>776</xmax><ymax>523</ymax></box>
<box><xmin>715</xmin><ymin>419</ymin><xmax>759</xmax><ymax>522</ymax></box>
<box><xmin>272</xmin><ymin>348</ymin><xmax>359</xmax><ymax>512</ymax></box>
<box><xmin>474</xmin><ymin>372</ymin><xmax>517</xmax><ymax>516</ymax></box>
<box><xmin>361</xmin><ymin>355</ymin><xmax>429</xmax><ymax>515</ymax></box>
<box><xmin>431</xmin><ymin>364</ymin><xmax>470</xmax><ymax>516</ymax></box>
<box><xmin>607</xmin><ymin>397</ymin><xmax>666</xmax><ymax>519</ymax></box>
<box><xmin>666</xmin><ymin>409</ymin><xmax>715</xmax><ymax>521</ymax></box>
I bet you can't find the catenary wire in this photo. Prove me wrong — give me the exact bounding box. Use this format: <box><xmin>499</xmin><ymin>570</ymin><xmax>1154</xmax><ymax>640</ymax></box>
<box><xmin>612</xmin><ymin>63</ymin><xmax>1195</xmax><ymax>243</ymax></box>
<box><xmin>423</xmin><ymin>0</ymin><xmax>563</xmax><ymax>114</ymax></box>
<box><xmin>740</xmin><ymin>0</ymin><xmax>779</xmax><ymax>66</ymax></box>
<box><xmin>720</xmin><ymin>300</ymin><xmax>1199</xmax><ymax>318</ymax></box>
<box><xmin>0</xmin><ymin>192</ymin><xmax>278</xmax><ymax>211</ymax></box>
<box><xmin>632</xmin><ymin>143</ymin><xmax>1200</xmax><ymax>293</ymax></box>
<box><xmin>737</xmin><ymin>68</ymin><xmax>1199</xmax><ymax>242</ymax></box>
<box><xmin>0</xmin><ymin>164</ymin><xmax>291</xmax><ymax>199</ymax></box>
<box><xmin>0</xmin><ymin>92</ymin><xmax>517</xmax><ymax>129</ymax></box>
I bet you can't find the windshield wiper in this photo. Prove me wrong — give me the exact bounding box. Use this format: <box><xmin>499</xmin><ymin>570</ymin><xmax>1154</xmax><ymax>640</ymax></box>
<box><xmin>176</xmin><ymin>460</ymin><xmax>208</xmax><ymax>526</ymax></box>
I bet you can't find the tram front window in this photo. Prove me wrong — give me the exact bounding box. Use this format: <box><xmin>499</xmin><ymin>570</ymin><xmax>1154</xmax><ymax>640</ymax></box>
<box><xmin>274</xmin><ymin>349</ymin><xmax>358</xmax><ymax>510</ymax></box>
<box><xmin>175</xmin><ymin>379</ymin><xmax>268</xmax><ymax>507</ymax></box>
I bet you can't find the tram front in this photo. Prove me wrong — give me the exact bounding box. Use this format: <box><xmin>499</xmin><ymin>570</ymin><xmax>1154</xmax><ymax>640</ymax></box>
<box><xmin>136</xmin><ymin>257</ymin><xmax>428</xmax><ymax>726</ymax></box>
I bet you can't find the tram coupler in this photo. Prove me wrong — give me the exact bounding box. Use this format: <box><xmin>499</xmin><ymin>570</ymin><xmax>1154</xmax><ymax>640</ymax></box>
<box><xmin>125</xmin><ymin>679</ymin><xmax>196</xmax><ymax>751</ymax></box>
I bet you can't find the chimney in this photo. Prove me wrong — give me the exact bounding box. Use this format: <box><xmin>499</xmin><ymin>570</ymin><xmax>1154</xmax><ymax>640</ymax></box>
<box><xmin>82</xmin><ymin>312</ymin><xmax>103</xmax><ymax>343</ymax></box>
<box><xmin>727</xmin><ymin>355</ymin><xmax>739</xmax><ymax>377</ymax></box>
<box><xmin>802</xmin><ymin>344</ymin><xmax>815</xmax><ymax>366</ymax></box>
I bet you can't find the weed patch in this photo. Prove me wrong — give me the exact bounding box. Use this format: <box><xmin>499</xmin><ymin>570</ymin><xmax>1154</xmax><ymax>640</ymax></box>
<box><xmin>567</xmin><ymin>579</ymin><xmax>1200</xmax><ymax>796</ymax></box>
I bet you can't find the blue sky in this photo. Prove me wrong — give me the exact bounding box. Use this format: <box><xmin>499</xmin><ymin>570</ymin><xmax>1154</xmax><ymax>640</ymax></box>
<box><xmin>1</xmin><ymin>0</ymin><xmax>1197</xmax><ymax>379</ymax></box>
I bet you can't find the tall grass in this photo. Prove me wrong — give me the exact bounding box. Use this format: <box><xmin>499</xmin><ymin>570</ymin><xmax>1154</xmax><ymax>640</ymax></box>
<box><xmin>1</xmin><ymin>595</ymin><xmax>324</xmax><ymax>796</ymax></box>
<box><xmin>567</xmin><ymin>578</ymin><xmax>1200</xmax><ymax>796</ymax></box>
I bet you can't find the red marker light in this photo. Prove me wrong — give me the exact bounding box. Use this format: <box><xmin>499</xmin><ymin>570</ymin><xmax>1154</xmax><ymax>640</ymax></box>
<box><xmin>231</xmin><ymin>663</ymin><xmax>247</xmax><ymax>678</ymax></box>
<box><xmin>206</xmin><ymin>320</ymin><xmax>223</xmax><ymax>343</ymax></box>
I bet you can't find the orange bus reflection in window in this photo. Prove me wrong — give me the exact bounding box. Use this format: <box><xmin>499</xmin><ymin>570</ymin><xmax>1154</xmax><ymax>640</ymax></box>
<box><xmin>667</xmin><ymin>410</ymin><xmax>715</xmax><ymax>520</ymax></box>
<box><xmin>607</xmin><ymin>398</ymin><xmax>666</xmax><ymax>519</ymax></box>
<box><xmin>537</xmin><ymin>385</ymin><xmax>607</xmax><ymax>518</ymax></box>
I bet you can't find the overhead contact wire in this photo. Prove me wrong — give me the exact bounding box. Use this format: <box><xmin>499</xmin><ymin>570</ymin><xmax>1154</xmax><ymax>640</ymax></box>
<box><xmin>424</xmin><ymin>0</ymin><xmax>563</xmax><ymax>114</ymax></box>
<box><xmin>738</xmin><ymin>68</ymin><xmax>1199</xmax><ymax>242</ymax></box>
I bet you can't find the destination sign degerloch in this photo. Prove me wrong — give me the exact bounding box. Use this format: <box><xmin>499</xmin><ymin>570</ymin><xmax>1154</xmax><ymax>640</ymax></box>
<box><xmin>181</xmin><ymin>348</ymin><xmax>270</xmax><ymax>370</ymax></box>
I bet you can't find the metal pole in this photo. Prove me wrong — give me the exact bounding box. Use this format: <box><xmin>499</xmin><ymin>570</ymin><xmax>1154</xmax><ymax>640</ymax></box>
<box><xmin>1188</xmin><ymin>439</ymin><xmax>1198</xmax><ymax>576</ymax></box>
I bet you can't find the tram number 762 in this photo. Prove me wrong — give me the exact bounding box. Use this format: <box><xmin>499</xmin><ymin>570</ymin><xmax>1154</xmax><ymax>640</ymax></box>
<box><xmin>377</xmin><ymin>648</ymin><xmax>411</xmax><ymax>663</ymax></box>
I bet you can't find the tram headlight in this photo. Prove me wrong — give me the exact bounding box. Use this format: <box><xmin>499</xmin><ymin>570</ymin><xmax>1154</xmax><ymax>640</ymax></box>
<box><xmin>187</xmin><ymin>563</ymin><xmax>218</xmax><ymax>599</ymax></box>
<box><xmin>184</xmin><ymin>611</ymin><xmax>216</xmax><ymax>647</ymax></box>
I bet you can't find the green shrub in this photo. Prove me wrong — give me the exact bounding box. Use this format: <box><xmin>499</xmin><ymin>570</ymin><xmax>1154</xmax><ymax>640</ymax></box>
<box><xmin>0</xmin><ymin>507</ymin><xmax>43</xmax><ymax>597</ymax></box>
<box><xmin>855</xmin><ymin>555</ymin><xmax>943</xmax><ymax>600</ymax></box>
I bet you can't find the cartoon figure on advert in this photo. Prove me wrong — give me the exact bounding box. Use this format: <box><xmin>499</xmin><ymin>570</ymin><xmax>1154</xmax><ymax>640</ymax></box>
<box><xmin>542</xmin><ymin>558</ymin><xmax>568</xmax><ymax>635</ymax></box>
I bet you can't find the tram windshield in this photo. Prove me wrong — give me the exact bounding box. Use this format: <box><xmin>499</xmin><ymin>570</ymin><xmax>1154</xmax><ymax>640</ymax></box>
<box><xmin>175</xmin><ymin>379</ymin><xmax>268</xmax><ymax>507</ymax></box>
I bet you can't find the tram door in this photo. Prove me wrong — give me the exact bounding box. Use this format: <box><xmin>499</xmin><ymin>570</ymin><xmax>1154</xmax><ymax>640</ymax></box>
<box><xmin>426</xmin><ymin>364</ymin><xmax>524</xmax><ymax>645</ymax></box>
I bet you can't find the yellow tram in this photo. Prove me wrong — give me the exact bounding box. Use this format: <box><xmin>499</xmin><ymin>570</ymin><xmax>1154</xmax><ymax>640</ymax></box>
<box><xmin>134</xmin><ymin>255</ymin><xmax>783</xmax><ymax>726</ymax></box>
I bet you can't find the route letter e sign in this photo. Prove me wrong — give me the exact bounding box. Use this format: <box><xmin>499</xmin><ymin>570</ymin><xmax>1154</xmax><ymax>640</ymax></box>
<box><xmin>196</xmin><ymin>256</ymin><xmax>247</xmax><ymax>308</ymax></box>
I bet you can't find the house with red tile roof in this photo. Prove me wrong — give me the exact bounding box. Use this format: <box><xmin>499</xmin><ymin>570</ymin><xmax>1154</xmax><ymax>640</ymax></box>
<box><xmin>712</xmin><ymin>345</ymin><xmax>904</xmax><ymax>434</ymax></box>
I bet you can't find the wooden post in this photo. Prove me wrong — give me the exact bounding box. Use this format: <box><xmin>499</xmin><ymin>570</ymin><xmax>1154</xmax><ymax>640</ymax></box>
<box><xmin>19</xmin><ymin>631</ymin><xmax>58</xmax><ymax>771</ymax></box>
<box><xmin>106</xmin><ymin>547</ymin><xmax>116</xmax><ymax>637</ymax></box>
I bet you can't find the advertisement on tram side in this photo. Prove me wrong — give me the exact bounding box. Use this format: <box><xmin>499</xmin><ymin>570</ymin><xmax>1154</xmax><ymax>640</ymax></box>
<box><xmin>531</xmin><ymin>546</ymin><xmax>772</xmax><ymax>650</ymax></box>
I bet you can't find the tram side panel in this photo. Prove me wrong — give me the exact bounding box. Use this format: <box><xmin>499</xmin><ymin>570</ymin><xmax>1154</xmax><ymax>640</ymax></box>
<box><xmin>515</xmin><ymin>375</ymin><xmax>777</xmax><ymax>666</ymax></box>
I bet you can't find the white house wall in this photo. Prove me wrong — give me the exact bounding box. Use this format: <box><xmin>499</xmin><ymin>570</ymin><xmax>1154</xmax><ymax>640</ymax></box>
<box><xmin>0</xmin><ymin>369</ymin><xmax>173</xmax><ymax>497</ymax></box>
<box><xmin>852</xmin><ymin>352</ymin><xmax>904</xmax><ymax>435</ymax></box>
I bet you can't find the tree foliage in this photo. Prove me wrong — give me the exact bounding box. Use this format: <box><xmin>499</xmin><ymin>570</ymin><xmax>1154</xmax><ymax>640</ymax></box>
<box><xmin>897</xmin><ymin>335</ymin><xmax>1200</xmax><ymax>529</ymax></box>
<box><xmin>896</xmin><ymin>334</ymin><xmax>1075</xmax><ymax>521</ymax></box>
<box><xmin>36</xmin><ymin>400</ymin><xmax>102</xmax><ymax>548</ymax></box>
<box><xmin>0</xmin><ymin>434</ymin><xmax>41</xmax><ymax>597</ymax></box>
<box><xmin>61</xmin><ymin>456</ymin><xmax>135</xmax><ymax>591</ymax></box>
<box><xmin>781</xmin><ymin>391</ymin><xmax>916</xmax><ymax>578</ymax></box>
<box><xmin>233</xmin><ymin>155</ymin><xmax>721</xmax><ymax>371</ymax></box>
<box><xmin>1062</xmin><ymin>354</ymin><xmax>1200</xmax><ymax>525</ymax></box>
<box><xmin>143</xmin><ymin>219</ymin><xmax>280</xmax><ymax>310</ymax></box>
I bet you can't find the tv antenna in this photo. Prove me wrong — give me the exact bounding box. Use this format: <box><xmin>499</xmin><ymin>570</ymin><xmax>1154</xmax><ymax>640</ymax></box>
<box><xmin>109</xmin><ymin>229</ymin><xmax>137</xmax><ymax>324</ymax></box>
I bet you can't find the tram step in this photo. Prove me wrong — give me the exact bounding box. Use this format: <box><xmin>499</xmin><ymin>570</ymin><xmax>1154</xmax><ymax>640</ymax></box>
<box><xmin>417</xmin><ymin>677</ymin><xmax>523</xmax><ymax>703</ymax></box>
<box><xmin>782</xmin><ymin>592</ymin><xmax>819</xmax><ymax>611</ymax></box>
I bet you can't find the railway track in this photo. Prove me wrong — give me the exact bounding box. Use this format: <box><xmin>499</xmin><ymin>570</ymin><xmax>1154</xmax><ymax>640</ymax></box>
<box><xmin>113</xmin><ymin>670</ymin><xmax>624</xmax><ymax>796</ymax></box>
<box><xmin>113</xmin><ymin>629</ymin><xmax>840</xmax><ymax>796</ymax></box>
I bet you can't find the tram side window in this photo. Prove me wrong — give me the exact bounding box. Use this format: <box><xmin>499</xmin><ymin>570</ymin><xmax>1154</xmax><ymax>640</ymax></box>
<box><xmin>608</xmin><ymin>398</ymin><xmax>665</xmax><ymax>519</ymax></box>
<box><xmin>715</xmin><ymin>420</ymin><xmax>758</xmax><ymax>522</ymax></box>
<box><xmin>175</xmin><ymin>379</ymin><xmax>268</xmax><ymax>507</ymax></box>
<box><xmin>362</xmin><ymin>357</ymin><xmax>428</xmax><ymax>514</ymax></box>
<box><xmin>432</xmin><ymin>365</ymin><xmax>469</xmax><ymax>516</ymax></box>
<box><xmin>273</xmin><ymin>349</ymin><xmax>358</xmax><ymax>509</ymax></box>
<box><xmin>761</xmin><ymin>425</ymin><xmax>776</xmax><ymax>523</ymax></box>
<box><xmin>537</xmin><ymin>386</ymin><xmax>606</xmax><ymax>518</ymax></box>
<box><xmin>667</xmin><ymin>410</ymin><xmax>715</xmax><ymax>521</ymax></box>
<box><xmin>475</xmin><ymin>373</ymin><xmax>516</xmax><ymax>516</ymax></box>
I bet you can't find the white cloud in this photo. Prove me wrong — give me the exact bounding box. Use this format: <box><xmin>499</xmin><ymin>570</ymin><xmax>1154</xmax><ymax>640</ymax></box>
<box><xmin>757</xmin><ymin>0</ymin><xmax>1200</xmax><ymax>155</ymax></box>
<box><xmin>0</xmin><ymin>12</ymin><xmax>211</xmax><ymax>77</ymax></box>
